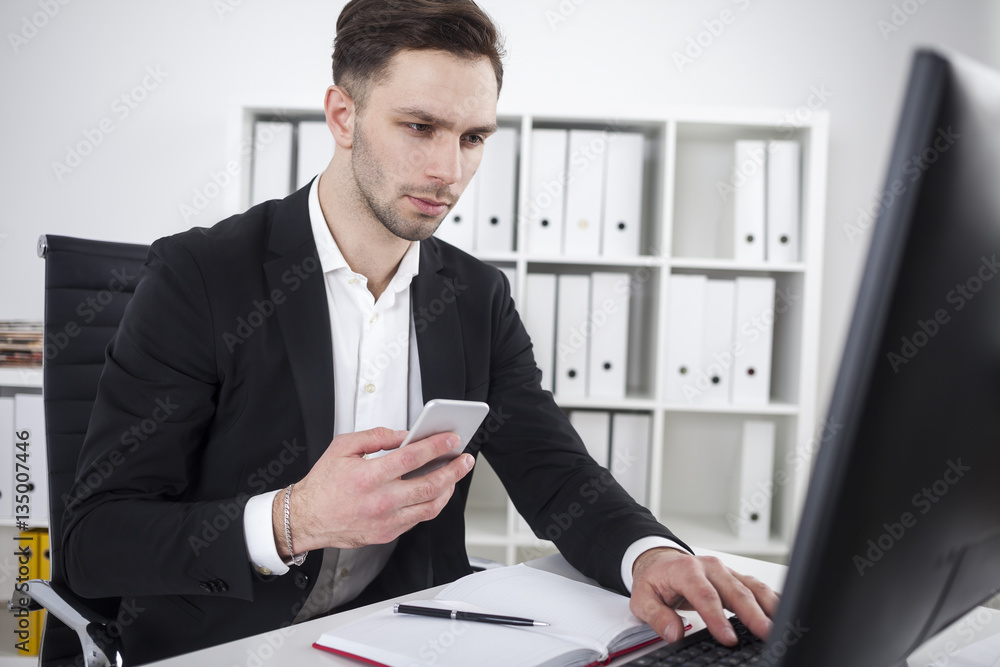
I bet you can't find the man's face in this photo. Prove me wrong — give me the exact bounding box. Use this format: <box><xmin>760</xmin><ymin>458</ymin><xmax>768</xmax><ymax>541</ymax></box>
<box><xmin>350</xmin><ymin>49</ymin><xmax>499</xmax><ymax>242</ymax></box>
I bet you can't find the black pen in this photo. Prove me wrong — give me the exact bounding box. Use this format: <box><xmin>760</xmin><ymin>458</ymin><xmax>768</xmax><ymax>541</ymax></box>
<box><xmin>393</xmin><ymin>604</ymin><xmax>550</xmax><ymax>627</ymax></box>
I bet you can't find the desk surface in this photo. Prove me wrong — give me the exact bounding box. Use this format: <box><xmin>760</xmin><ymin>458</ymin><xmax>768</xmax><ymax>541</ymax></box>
<box><xmin>148</xmin><ymin>549</ymin><xmax>1000</xmax><ymax>667</ymax></box>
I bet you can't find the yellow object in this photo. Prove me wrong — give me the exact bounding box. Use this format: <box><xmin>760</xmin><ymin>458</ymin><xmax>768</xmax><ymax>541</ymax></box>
<box><xmin>13</xmin><ymin>528</ymin><xmax>48</xmax><ymax>656</ymax></box>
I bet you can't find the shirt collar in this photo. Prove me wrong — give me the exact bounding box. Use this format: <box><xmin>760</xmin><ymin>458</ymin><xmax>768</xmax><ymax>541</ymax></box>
<box><xmin>308</xmin><ymin>174</ymin><xmax>421</xmax><ymax>293</ymax></box>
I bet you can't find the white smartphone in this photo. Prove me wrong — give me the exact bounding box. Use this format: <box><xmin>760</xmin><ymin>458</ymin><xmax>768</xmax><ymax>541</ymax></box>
<box><xmin>398</xmin><ymin>399</ymin><xmax>490</xmax><ymax>479</ymax></box>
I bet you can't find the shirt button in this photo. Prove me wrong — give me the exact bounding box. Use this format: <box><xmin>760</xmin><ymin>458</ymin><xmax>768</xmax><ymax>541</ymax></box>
<box><xmin>339</xmin><ymin>568</ymin><xmax>350</xmax><ymax>579</ymax></box>
<box><xmin>365</xmin><ymin>383</ymin><xmax>375</xmax><ymax>394</ymax></box>
<box><xmin>258</xmin><ymin>566</ymin><xmax>272</xmax><ymax>576</ymax></box>
<box><xmin>348</xmin><ymin>277</ymin><xmax>359</xmax><ymax>285</ymax></box>
<box><xmin>369</xmin><ymin>313</ymin><xmax>378</xmax><ymax>323</ymax></box>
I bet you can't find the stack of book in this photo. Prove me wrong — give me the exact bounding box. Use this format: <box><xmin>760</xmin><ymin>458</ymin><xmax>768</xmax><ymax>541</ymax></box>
<box><xmin>0</xmin><ymin>321</ymin><xmax>43</xmax><ymax>367</ymax></box>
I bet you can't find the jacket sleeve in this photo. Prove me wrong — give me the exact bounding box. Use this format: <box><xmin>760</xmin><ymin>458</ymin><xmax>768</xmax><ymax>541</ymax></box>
<box><xmin>62</xmin><ymin>236</ymin><xmax>256</xmax><ymax>602</ymax></box>
<box><xmin>478</xmin><ymin>271</ymin><xmax>689</xmax><ymax>595</ymax></box>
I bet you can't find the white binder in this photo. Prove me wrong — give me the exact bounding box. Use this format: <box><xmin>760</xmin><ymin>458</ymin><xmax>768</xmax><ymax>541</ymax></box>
<box><xmin>664</xmin><ymin>274</ymin><xmax>707</xmax><ymax>404</ymax></box>
<box><xmin>610</xmin><ymin>413</ymin><xmax>651</xmax><ymax>505</ymax></box>
<box><xmin>434</xmin><ymin>173</ymin><xmax>478</xmax><ymax>252</ymax></box>
<box><xmin>555</xmin><ymin>275</ymin><xmax>591</xmax><ymax>398</ymax></box>
<box><xmin>766</xmin><ymin>140</ymin><xmax>801</xmax><ymax>263</ymax></box>
<box><xmin>524</xmin><ymin>273</ymin><xmax>557</xmax><ymax>393</ymax></box>
<box><xmin>602</xmin><ymin>132</ymin><xmax>644</xmax><ymax>257</ymax></box>
<box><xmin>733</xmin><ymin>140</ymin><xmax>766</xmax><ymax>262</ymax></box>
<box><xmin>728</xmin><ymin>420</ymin><xmax>776</xmax><ymax>541</ymax></box>
<box><xmin>587</xmin><ymin>272</ymin><xmax>630</xmax><ymax>399</ymax></box>
<box><xmin>13</xmin><ymin>393</ymin><xmax>48</xmax><ymax>523</ymax></box>
<box><xmin>295</xmin><ymin>120</ymin><xmax>335</xmax><ymax>189</ymax></box>
<box><xmin>569</xmin><ymin>410</ymin><xmax>611</xmax><ymax>468</ymax></box>
<box><xmin>526</xmin><ymin>129</ymin><xmax>568</xmax><ymax>255</ymax></box>
<box><xmin>0</xmin><ymin>397</ymin><xmax>14</xmax><ymax>518</ymax></box>
<box><xmin>475</xmin><ymin>127</ymin><xmax>518</xmax><ymax>253</ymax></box>
<box><xmin>563</xmin><ymin>130</ymin><xmax>606</xmax><ymax>256</ymax></box>
<box><xmin>700</xmin><ymin>279</ymin><xmax>736</xmax><ymax>405</ymax></box>
<box><xmin>251</xmin><ymin>121</ymin><xmax>294</xmax><ymax>205</ymax></box>
<box><xmin>732</xmin><ymin>277</ymin><xmax>775</xmax><ymax>405</ymax></box>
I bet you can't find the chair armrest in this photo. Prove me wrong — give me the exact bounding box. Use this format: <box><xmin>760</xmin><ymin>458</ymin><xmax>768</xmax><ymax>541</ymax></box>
<box><xmin>21</xmin><ymin>580</ymin><xmax>123</xmax><ymax>667</ymax></box>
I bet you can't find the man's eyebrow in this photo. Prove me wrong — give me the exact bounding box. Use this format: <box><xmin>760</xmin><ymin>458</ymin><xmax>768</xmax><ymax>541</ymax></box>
<box><xmin>393</xmin><ymin>106</ymin><xmax>498</xmax><ymax>136</ymax></box>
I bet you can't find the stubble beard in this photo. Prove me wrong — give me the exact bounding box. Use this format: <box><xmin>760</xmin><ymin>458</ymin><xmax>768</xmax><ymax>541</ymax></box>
<box><xmin>351</xmin><ymin>122</ymin><xmax>451</xmax><ymax>243</ymax></box>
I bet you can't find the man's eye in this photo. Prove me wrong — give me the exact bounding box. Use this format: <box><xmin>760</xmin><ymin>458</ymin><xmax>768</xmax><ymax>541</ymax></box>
<box><xmin>466</xmin><ymin>135</ymin><xmax>484</xmax><ymax>146</ymax></box>
<box><xmin>407</xmin><ymin>123</ymin><xmax>431</xmax><ymax>133</ymax></box>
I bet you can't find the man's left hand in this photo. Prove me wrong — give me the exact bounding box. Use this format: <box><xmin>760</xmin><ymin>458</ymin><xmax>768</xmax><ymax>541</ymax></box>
<box><xmin>629</xmin><ymin>547</ymin><xmax>780</xmax><ymax>646</ymax></box>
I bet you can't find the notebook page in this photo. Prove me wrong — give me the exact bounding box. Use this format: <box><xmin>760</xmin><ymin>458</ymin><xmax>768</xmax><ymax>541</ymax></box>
<box><xmin>315</xmin><ymin>606</ymin><xmax>594</xmax><ymax>667</ymax></box>
<box><xmin>434</xmin><ymin>564</ymin><xmax>655</xmax><ymax>649</ymax></box>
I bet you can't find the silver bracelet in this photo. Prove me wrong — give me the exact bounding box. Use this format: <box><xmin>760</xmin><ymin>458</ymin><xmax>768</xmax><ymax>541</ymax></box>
<box><xmin>283</xmin><ymin>483</ymin><xmax>306</xmax><ymax>567</ymax></box>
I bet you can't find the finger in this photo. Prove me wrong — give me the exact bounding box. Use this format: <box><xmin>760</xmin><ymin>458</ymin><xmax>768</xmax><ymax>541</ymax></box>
<box><xmin>629</xmin><ymin>587</ymin><xmax>687</xmax><ymax>643</ymax></box>
<box><xmin>392</xmin><ymin>452</ymin><xmax>474</xmax><ymax>507</ymax></box>
<box><xmin>391</xmin><ymin>478</ymin><xmax>459</xmax><ymax>529</ymax></box>
<box><xmin>336</xmin><ymin>427</ymin><xmax>408</xmax><ymax>457</ymax></box>
<box><xmin>720</xmin><ymin>570</ymin><xmax>777</xmax><ymax>640</ymax></box>
<box><xmin>377</xmin><ymin>432</ymin><xmax>461</xmax><ymax>479</ymax></box>
<box><xmin>696</xmin><ymin>560</ymin><xmax>771</xmax><ymax>643</ymax></box>
<box><xmin>674</xmin><ymin>576</ymin><xmax>737</xmax><ymax>646</ymax></box>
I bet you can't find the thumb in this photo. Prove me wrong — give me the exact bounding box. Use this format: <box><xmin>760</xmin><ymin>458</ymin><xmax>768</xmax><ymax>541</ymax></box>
<box><xmin>335</xmin><ymin>427</ymin><xmax>408</xmax><ymax>458</ymax></box>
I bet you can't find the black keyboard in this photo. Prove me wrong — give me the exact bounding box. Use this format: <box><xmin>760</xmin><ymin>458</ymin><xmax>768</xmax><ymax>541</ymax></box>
<box><xmin>619</xmin><ymin>617</ymin><xmax>775</xmax><ymax>666</ymax></box>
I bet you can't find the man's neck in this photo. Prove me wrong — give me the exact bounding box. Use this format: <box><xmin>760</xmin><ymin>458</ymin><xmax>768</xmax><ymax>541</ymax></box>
<box><xmin>317</xmin><ymin>167</ymin><xmax>412</xmax><ymax>301</ymax></box>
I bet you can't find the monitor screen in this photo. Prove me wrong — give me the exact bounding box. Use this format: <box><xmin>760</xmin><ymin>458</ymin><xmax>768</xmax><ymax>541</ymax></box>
<box><xmin>770</xmin><ymin>48</ymin><xmax>1000</xmax><ymax>667</ymax></box>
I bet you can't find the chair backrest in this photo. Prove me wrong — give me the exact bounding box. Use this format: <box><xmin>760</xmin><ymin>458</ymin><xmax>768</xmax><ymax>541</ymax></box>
<box><xmin>38</xmin><ymin>234</ymin><xmax>149</xmax><ymax>661</ymax></box>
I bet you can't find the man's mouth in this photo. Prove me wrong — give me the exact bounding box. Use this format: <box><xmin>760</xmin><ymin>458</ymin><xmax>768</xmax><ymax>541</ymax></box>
<box><xmin>407</xmin><ymin>195</ymin><xmax>450</xmax><ymax>216</ymax></box>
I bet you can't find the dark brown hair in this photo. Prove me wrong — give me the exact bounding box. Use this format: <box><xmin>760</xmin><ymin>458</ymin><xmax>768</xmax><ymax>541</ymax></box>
<box><xmin>332</xmin><ymin>0</ymin><xmax>505</xmax><ymax>107</ymax></box>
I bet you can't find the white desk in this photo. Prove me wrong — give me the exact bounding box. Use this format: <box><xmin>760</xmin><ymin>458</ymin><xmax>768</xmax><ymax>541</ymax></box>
<box><xmin>148</xmin><ymin>549</ymin><xmax>1000</xmax><ymax>666</ymax></box>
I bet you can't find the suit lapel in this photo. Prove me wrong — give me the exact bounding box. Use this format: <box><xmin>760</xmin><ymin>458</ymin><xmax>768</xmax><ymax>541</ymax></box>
<box><xmin>262</xmin><ymin>186</ymin><xmax>335</xmax><ymax>465</ymax></box>
<box><xmin>412</xmin><ymin>239</ymin><xmax>466</xmax><ymax>402</ymax></box>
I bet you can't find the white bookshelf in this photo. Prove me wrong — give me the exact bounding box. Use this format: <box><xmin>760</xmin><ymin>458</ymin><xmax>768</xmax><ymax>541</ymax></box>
<box><xmin>243</xmin><ymin>107</ymin><xmax>829</xmax><ymax>565</ymax></box>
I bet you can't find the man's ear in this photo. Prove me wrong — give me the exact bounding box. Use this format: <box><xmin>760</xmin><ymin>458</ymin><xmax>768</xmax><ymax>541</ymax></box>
<box><xmin>324</xmin><ymin>85</ymin><xmax>355</xmax><ymax>149</ymax></box>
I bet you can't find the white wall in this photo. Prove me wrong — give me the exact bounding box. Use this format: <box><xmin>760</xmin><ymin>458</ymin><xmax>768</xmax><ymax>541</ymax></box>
<box><xmin>2</xmin><ymin>0</ymin><xmax>997</xmax><ymax>415</ymax></box>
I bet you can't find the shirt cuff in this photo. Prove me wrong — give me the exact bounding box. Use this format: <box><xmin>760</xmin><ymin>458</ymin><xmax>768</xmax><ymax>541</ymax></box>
<box><xmin>243</xmin><ymin>489</ymin><xmax>290</xmax><ymax>576</ymax></box>
<box><xmin>621</xmin><ymin>536</ymin><xmax>693</xmax><ymax>593</ymax></box>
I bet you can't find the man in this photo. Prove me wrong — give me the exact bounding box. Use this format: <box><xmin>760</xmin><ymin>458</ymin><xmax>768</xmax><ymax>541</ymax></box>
<box><xmin>64</xmin><ymin>0</ymin><xmax>777</xmax><ymax>662</ymax></box>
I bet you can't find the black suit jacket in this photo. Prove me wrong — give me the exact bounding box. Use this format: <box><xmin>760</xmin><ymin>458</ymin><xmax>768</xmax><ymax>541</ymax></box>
<box><xmin>63</xmin><ymin>183</ymin><xmax>683</xmax><ymax>664</ymax></box>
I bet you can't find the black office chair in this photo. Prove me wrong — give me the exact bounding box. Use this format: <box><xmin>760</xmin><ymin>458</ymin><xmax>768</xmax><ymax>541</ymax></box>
<box><xmin>24</xmin><ymin>235</ymin><xmax>150</xmax><ymax>667</ymax></box>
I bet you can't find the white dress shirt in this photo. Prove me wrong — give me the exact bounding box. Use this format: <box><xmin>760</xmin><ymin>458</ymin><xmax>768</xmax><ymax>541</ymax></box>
<box><xmin>242</xmin><ymin>175</ymin><xmax>685</xmax><ymax>620</ymax></box>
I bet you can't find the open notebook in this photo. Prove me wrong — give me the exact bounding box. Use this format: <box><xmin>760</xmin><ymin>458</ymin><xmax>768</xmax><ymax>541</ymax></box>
<box><xmin>313</xmin><ymin>563</ymin><xmax>663</xmax><ymax>667</ymax></box>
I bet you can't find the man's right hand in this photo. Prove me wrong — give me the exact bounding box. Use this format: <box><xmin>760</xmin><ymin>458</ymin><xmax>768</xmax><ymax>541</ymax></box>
<box><xmin>272</xmin><ymin>427</ymin><xmax>475</xmax><ymax>557</ymax></box>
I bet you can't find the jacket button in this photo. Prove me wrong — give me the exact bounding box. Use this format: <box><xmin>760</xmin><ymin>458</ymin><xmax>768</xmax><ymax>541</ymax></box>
<box><xmin>215</xmin><ymin>579</ymin><xmax>229</xmax><ymax>593</ymax></box>
<box><xmin>293</xmin><ymin>572</ymin><xmax>309</xmax><ymax>590</ymax></box>
<box><xmin>199</xmin><ymin>582</ymin><xmax>212</xmax><ymax>592</ymax></box>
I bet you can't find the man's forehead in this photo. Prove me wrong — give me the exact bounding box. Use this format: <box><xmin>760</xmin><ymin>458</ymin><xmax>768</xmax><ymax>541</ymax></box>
<box><xmin>369</xmin><ymin>49</ymin><xmax>497</xmax><ymax>126</ymax></box>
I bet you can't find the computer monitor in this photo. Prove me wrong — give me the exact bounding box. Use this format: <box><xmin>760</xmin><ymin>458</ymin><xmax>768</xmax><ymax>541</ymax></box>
<box><xmin>768</xmin><ymin>48</ymin><xmax>1000</xmax><ymax>666</ymax></box>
